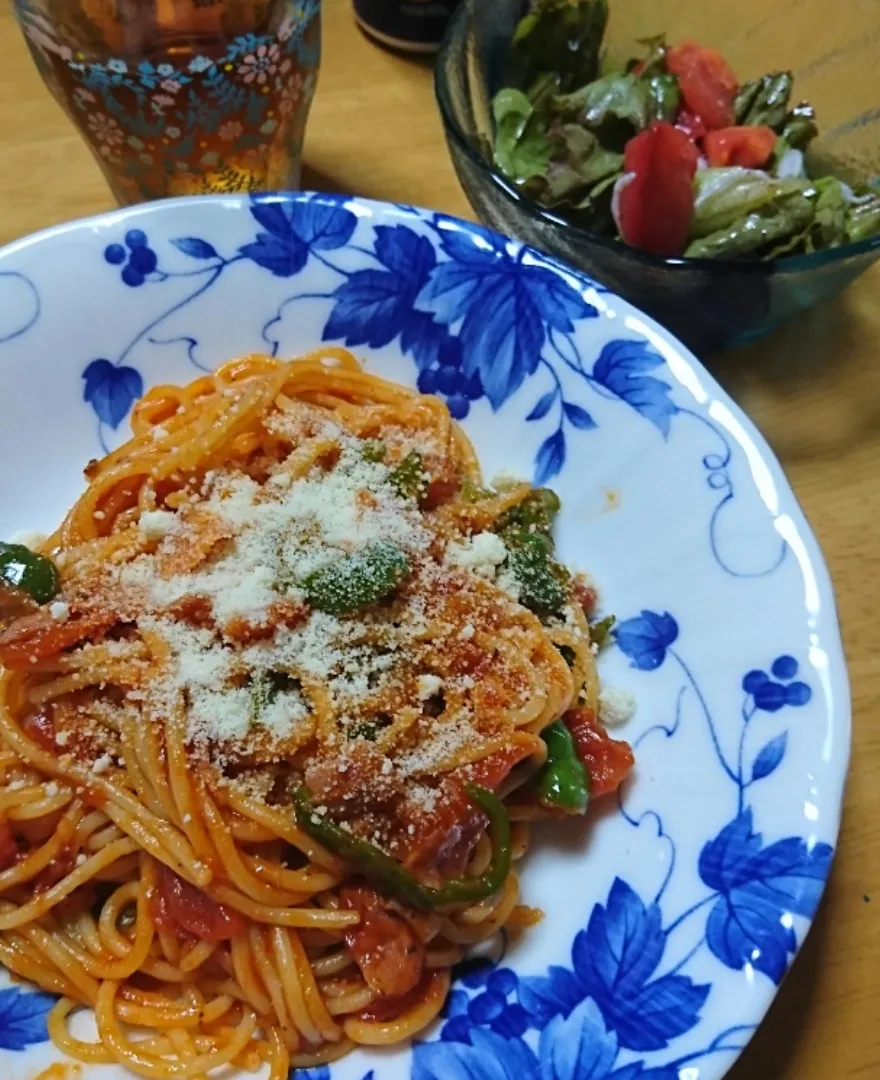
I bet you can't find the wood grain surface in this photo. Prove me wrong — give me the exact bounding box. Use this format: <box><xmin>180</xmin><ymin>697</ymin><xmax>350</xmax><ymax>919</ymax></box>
<box><xmin>1</xmin><ymin>2</ymin><xmax>878</xmax><ymax>1077</ymax></box>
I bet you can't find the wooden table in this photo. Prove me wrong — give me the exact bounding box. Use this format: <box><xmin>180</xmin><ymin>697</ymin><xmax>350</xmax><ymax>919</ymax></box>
<box><xmin>1</xmin><ymin>2</ymin><xmax>879</xmax><ymax>1077</ymax></box>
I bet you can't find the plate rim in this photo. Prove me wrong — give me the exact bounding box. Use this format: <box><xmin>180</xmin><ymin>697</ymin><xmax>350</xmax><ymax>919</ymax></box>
<box><xmin>0</xmin><ymin>191</ymin><xmax>852</xmax><ymax>1079</ymax></box>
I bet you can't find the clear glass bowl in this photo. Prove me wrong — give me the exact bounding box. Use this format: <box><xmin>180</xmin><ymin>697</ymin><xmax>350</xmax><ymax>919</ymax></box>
<box><xmin>435</xmin><ymin>0</ymin><xmax>880</xmax><ymax>354</ymax></box>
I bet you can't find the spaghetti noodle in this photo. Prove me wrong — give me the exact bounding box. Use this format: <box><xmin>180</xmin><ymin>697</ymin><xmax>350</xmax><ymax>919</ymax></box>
<box><xmin>0</xmin><ymin>352</ymin><xmax>633</xmax><ymax>1078</ymax></box>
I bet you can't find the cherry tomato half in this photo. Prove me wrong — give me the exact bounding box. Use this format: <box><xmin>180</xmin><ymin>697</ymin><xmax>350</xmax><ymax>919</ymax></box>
<box><xmin>667</xmin><ymin>40</ymin><xmax>738</xmax><ymax>131</ymax></box>
<box><xmin>704</xmin><ymin>126</ymin><xmax>777</xmax><ymax>169</ymax></box>
<box><xmin>617</xmin><ymin>122</ymin><xmax>700</xmax><ymax>256</ymax></box>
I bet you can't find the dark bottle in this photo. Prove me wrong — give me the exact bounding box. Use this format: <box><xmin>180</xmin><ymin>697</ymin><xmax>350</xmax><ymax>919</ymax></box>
<box><xmin>353</xmin><ymin>0</ymin><xmax>461</xmax><ymax>54</ymax></box>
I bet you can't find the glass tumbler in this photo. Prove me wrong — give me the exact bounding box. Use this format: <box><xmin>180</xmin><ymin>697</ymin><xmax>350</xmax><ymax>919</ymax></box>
<box><xmin>13</xmin><ymin>0</ymin><xmax>321</xmax><ymax>205</ymax></box>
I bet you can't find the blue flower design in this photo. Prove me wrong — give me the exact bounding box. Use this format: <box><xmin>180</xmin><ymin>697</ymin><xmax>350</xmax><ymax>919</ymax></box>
<box><xmin>240</xmin><ymin>196</ymin><xmax>357</xmax><ymax>277</ymax></box>
<box><xmin>415</xmin><ymin>226</ymin><xmax>597</xmax><ymax>410</ymax></box>
<box><xmin>82</xmin><ymin>360</ymin><xmax>144</xmax><ymax>429</ymax></box>
<box><xmin>0</xmin><ymin>986</ymin><xmax>54</xmax><ymax>1050</ymax></box>
<box><xmin>614</xmin><ymin>611</ymin><xmax>679</xmax><ymax>671</ymax></box>
<box><xmin>699</xmin><ymin>810</ymin><xmax>834</xmax><ymax>983</ymax></box>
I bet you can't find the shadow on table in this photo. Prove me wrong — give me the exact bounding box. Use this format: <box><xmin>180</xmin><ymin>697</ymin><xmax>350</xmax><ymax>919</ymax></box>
<box><xmin>724</xmin><ymin>900</ymin><xmax>828</xmax><ymax>1080</ymax></box>
<box><xmin>711</xmin><ymin>290</ymin><xmax>868</xmax><ymax>388</ymax></box>
<box><xmin>706</xmin><ymin>288</ymin><xmax>880</xmax><ymax>467</ymax></box>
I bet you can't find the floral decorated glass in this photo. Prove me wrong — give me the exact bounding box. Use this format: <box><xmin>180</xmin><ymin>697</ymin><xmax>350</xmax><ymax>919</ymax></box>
<box><xmin>13</xmin><ymin>0</ymin><xmax>320</xmax><ymax>205</ymax></box>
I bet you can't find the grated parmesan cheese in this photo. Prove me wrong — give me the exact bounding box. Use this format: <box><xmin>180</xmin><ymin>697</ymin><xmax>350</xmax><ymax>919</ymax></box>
<box><xmin>598</xmin><ymin>687</ymin><xmax>637</xmax><ymax>727</ymax></box>
<box><xmin>92</xmin><ymin>753</ymin><xmax>113</xmax><ymax>774</ymax></box>
<box><xmin>445</xmin><ymin>532</ymin><xmax>507</xmax><ymax>578</ymax></box>
<box><xmin>417</xmin><ymin>674</ymin><xmax>443</xmax><ymax>700</ymax></box>
<box><xmin>138</xmin><ymin>509</ymin><xmax>177</xmax><ymax>540</ymax></box>
<box><xmin>49</xmin><ymin>601</ymin><xmax>70</xmax><ymax>622</ymax></box>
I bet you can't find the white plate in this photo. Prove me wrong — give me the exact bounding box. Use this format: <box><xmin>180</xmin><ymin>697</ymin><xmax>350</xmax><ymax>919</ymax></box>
<box><xmin>0</xmin><ymin>194</ymin><xmax>849</xmax><ymax>1080</ymax></box>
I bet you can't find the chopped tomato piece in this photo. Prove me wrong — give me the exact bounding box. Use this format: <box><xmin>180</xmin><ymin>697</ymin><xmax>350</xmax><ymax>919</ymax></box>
<box><xmin>0</xmin><ymin>583</ymin><xmax>40</xmax><ymax>628</ymax></box>
<box><xmin>0</xmin><ymin>610</ymin><xmax>116</xmax><ymax>670</ymax></box>
<box><xmin>667</xmin><ymin>41</ymin><xmax>738</xmax><ymax>131</ymax></box>
<box><xmin>704</xmin><ymin>126</ymin><xmax>777</xmax><ymax>169</ymax></box>
<box><xmin>20</xmin><ymin>707</ymin><xmax>57</xmax><ymax>752</ymax></box>
<box><xmin>403</xmin><ymin>743</ymin><xmax>533</xmax><ymax>868</ymax></box>
<box><xmin>0</xmin><ymin>821</ymin><xmax>19</xmax><ymax>872</ymax></box>
<box><xmin>572</xmin><ymin>578</ymin><xmax>598</xmax><ymax>619</ymax></box>
<box><xmin>152</xmin><ymin>863</ymin><xmax>245</xmax><ymax>942</ymax></box>
<box><xmin>357</xmin><ymin>972</ymin><xmax>433</xmax><ymax>1022</ymax></box>
<box><xmin>617</xmin><ymin>122</ymin><xmax>700</xmax><ymax>256</ymax></box>
<box><xmin>423</xmin><ymin>474</ymin><xmax>459</xmax><ymax>510</ymax></box>
<box><xmin>564</xmin><ymin>707</ymin><xmax>634</xmax><ymax>797</ymax></box>
<box><xmin>340</xmin><ymin>885</ymin><xmax>424</xmax><ymax>998</ymax></box>
<box><xmin>674</xmin><ymin>108</ymin><xmax>707</xmax><ymax>144</ymax></box>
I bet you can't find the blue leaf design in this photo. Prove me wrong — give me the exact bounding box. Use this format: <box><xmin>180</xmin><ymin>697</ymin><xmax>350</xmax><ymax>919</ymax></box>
<box><xmin>290</xmin><ymin>200</ymin><xmax>357</xmax><ymax>251</ymax></box>
<box><xmin>539</xmin><ymin>999</ymin><xmax>617</xmax><ymax>1080</ymax></box>
<box><xmin>436</xmin><ymin>220</ymin><xmax>510</xmax><ymax>265</ymax></box>
<box><xmin>0</xmin><ymin>987</ymin><xmax>54</xmax><ymax>1050</ymax></box>
<box><xmin>751</xmin><ymin>733</ymin><xmax>788</xmax><ymax>782</ymax></box>
<box><xmin>249</xmin><ymin>196</ymin><xmax>297</xmax><ymax>238</ymax></box>
<box><xmin>614</xmin><ymin>611</ymin><xmax>679</xmax><ymax>671</ymax></box>
<box><xmin>418</xmin><ymin>248</ymin><xmax>595</xmax><ymax>410</ymax></box>
<box><xmin>573</xmin><ymin>879</ymin><xmax>709</xmax><ymax>1051</ymax></box>
<box><xmin>611</xmin><ymin>1067</ymin><xmax>680</xmax><ymax>1080</ymax></box>
<box><xmin>527</xmin><ymin>391</ymin><xmax>557</xmax><ymax>421</ymax></box>
<box><xmin>563</xmin><ymin>401</ymin><xmax>597</xmax><ymax>430</ymax></box>
<box><xmin>375</xmin><ymin>225</ymin><xmax>437</xmax><ymax>279</ymax></box>
<box><xmin>290</xmin><ymin>1068</ymin><xmax>330</xmax><ymax>1080</ymax></box>
<box><xmin>700</xmin><ymin>810</ymin><xmax>834</xmax><ymax>984</ymax></box>
<box><xmin>239</xmin><ymin>231</ymin><xmax>308</xmax><ymax>277</ymax></box>
<box><xmin>517</xmin><ymin>965</ymin><xmax>584</xmax><ymax>1028</ymax></box>
<box><xmin>592</xmin><ymin>339</ymin><xmax>677</xmax><ymax>436</ymax></box>
<box><xmin>323</xmin><ymin>225</ymin><xmax>444</xmax><ymax>370</ymax></box>
<box><xmin>412</xmin><ymin>1028</ymin><xmax>539</xmax><ymax>1080</ymax></box>
<box><xmin>401</xmin><ymin>313</ymin><xmax>448</xmax><ymax>372</ymax></box>
<box><xmin>573</xmin><ymin>880</ymin><xmax>663</xmax><ymax>1001</ymax></box>
<box><xmin>170</xmin><ymin>237</ymin><xmax>218</xmax><ymax>260</ymax></box>
<box><xmin>82</xmin><ymin>359</ymin><xmax>144</xmax><ymax>429</ymax></box>
<box><xmin>460</xmin><ymin>274</ymin><xmax>545</xmax><ymax>410</ymax></box>
<box><xmin>535</xmin><ymin>429</ymin><xmax>566</xmax><ymax>484</ymax></box>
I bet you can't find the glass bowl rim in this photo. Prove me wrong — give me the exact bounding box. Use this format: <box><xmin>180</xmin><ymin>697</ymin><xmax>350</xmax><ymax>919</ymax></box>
<box><xmin>434</xmin><ymin>2</ymin><xmax>880</xmax><ymax>278</ymax></box>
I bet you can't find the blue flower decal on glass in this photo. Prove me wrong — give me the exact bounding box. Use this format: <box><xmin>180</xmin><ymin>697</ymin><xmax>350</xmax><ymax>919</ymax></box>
<box><xmin>699</xmin><ymin>810</ymin><xmax>834</xmax><ymax>983</ymax></box>
<box><xmin>0</xmin><ymin>986</ymin><xmax>54</xmax><ymax>1050</ymax></box>
<box><xmin>82</xmin><ymin>359</ymin><xmax>144</xmax><ymax>429</ymax></box>
<box><xmin>614</xmin><ymin>611</ymin><xmax>680</xmax><ymax>671</ymax></box>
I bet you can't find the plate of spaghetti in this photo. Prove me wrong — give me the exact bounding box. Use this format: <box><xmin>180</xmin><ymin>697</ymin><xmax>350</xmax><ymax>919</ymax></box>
<box><xmin>0</xmin><ymin>194</ymin><xmax>848</xmax><ymax>1080</ymax></box>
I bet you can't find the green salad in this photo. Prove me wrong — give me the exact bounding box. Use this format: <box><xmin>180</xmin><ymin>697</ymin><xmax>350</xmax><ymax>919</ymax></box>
<box><xmin>490</xmin><ymin>0</ymin><xmax>880</xmax><ymax>259</ymax></box>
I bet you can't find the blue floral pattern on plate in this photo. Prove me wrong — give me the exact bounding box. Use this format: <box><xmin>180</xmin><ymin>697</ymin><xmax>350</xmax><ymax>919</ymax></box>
<box><xmin>0</xmin><ymin>194</ymin><xmax>849</xmax><ymax>1080</ymax></box>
